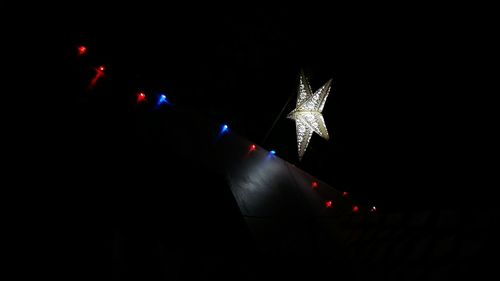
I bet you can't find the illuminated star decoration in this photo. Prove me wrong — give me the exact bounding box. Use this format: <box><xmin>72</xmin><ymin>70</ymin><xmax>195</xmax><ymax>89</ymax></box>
<box><xmin>287</xmin><ymin>71</ymin><xmax>332</xmax><ymax>160</ymax></box>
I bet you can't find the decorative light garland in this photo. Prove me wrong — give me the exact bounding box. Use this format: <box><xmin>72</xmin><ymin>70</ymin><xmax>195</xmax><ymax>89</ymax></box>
<box><xmin>74</xmin><ymin>44</ymin><xmax>373</xmax><ymax>213</ymax></box>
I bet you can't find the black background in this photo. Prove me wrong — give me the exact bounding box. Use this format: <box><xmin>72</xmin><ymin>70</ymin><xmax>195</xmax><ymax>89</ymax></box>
<box><xmin>54</xmin><ymin>7</ymin><xmax>493</xmax><ymax>210</ymax></box>
<box><xmin>12</xmin><ymin>5</ymin><xmax>496</xmax><ymax>279</ymax></box>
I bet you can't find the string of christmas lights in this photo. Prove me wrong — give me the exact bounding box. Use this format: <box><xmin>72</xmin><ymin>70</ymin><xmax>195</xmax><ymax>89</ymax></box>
<box><xmin>74</xmin><ymin>44</ymin><xmax>376</xmax><ymax>214</ymax></box>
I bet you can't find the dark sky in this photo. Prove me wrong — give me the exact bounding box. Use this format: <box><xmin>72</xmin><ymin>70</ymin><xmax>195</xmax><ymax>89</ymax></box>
<box><xmin>9</xmin><ymin>7</ymin><xmax>495</xmax><ymax>280</ymax></box>
<box><xmin>46</xmin><ymin>7</ymin><xmax>493</xmax><ymax>211</ymax></box>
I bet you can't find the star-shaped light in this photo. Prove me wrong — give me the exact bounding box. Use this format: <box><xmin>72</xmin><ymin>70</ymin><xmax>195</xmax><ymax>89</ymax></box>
<box><xmin>287</xmin><ymin>71</ymin><xmax>332</xmax><ymax>160</ymax></box>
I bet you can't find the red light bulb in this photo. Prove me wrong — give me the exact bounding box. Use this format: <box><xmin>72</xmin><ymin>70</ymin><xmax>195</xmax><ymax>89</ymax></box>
<box><xmin>137</xmin><ymin>92</ymin><xmax>146</xmax><ymax>103</ymax></box>
<box><xmin>78</xmin><ymin>46</ymin><xmax>87</xmax><ymax>55</ymax></box>
<box><xmin>342</xmin><ymin>191</ymin><xmax>348</xmax><ymax>197</ymax></box>
<box><xmin>89</xmin><ymin>65</ymin><xmax>105</xmax><ymax>89</ymax></box>
<box><xmin>311</xmin><ymin>181</ymin><xmax>318</xmax><ymax>188</ymax></box>
<box><xmin>353</xmin><ymin>205</ymin><xmax>359</xmax><ymax>212</ymax></box>
<box><xmin>249</xmin><ymin>144</ymin><xmax>256</xmax><ymax>152</ymax></box>
<box><xmin>326</xmin><ymin>201</ymin><xmax>333</xmax><ymax>208</ymax></box>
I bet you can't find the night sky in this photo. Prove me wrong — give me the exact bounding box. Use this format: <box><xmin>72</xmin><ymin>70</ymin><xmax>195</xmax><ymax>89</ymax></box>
<box><xmin>42</xmin><ymin>7</ymin><xmax>493</xmax><ymax>212</ymax></box>
<box><xmin>12</xmin><ymin>5</ymin><xmax>496</xmax><ymax>280</ymax></box>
